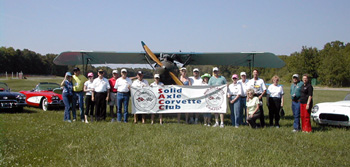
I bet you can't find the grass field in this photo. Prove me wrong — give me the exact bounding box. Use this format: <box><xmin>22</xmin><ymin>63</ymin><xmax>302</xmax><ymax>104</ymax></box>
<box><xmin>1</xmin><ymin>78</ymin><xmax>350</xmax><ymax>166</ymax></box>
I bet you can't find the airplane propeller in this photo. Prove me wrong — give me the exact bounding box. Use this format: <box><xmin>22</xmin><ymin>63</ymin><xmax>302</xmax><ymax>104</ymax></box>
<box><xmin>141</xmin><ymin>41</ymin><xmax>183</xmax><ymax>85</ymax></box>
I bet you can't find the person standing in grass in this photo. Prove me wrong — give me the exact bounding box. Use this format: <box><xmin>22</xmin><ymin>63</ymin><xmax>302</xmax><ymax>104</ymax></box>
<box><xmin>227</xmin><ymin>74</ymin><xmax>242</xmax><ymax>128</ymax></box>
<box><xmin>92</xmin><ymin>69</ymin><xmax>110</xmax><ymax>121</ymax></box>
<box><xmin>115</xmin><ymin>69</ymin><xmax>132</xmax><ymax>123</ymax></box>
<box><xmin>109</xmin><ymin>70</ymin><xmax>119</xmax><ymax>122</ymax></box>
<box><xmin>208</xmin><ymin>67</ymin><xmax>227</xmax><ymax>128</ymax></box>
<box><xmin>201</xmin><ymin>73</ymin><xmax>211</xmax><ymax>126</ymax></box>
<box><xmin>238</xmin><ymin>72</ymin><xmax>249</xmax><ymax>125</ymax></box>
<box><xmin>72</xmin><ymin>67</ymin><xmax>88</xmax><ymax>122</ymax></box>
<box><xmin>178</xmin><ymin>67</ymin><xmax>192</xmax><ymax>124</ymax></box>
<box><xmin>266</xmin><ymin>75</ymin><xmax>284</xmax><ymax>128</ymax></box>
<box><xmin>290</xmin><ymin>74</ymin><xmax>303</xmax><ymax>132</ymax></box>
<box><xmin>246</xmin><ymin>88</ymin><xmax>260</xmax><ymax>128</ymax></box>
<box><xmin>300</xmin><ymin>74</ymin><xmax>313</xmax><ymax>132</ymax></box>
<box><xmin>84</xmin><ymin>72</ymin><xmax>95</xmax><ymax>123</ymax></box>
<box><xmin>131</xmin><ymin>71</ymin><xmax>149</xmax><ymax>124</ymax></box>
<box><xmin>61</xmin><ymin>72</ymin><xmax>74</xmax><ymax>123</ymax></box>
<box><xmin>150</xmin><ymin>74</ymin><xmax>164</xmax><ymax>124</ymax></box>
<box><xmin>189</xmin><ymin>68</ymin><xmax>202</xmax><ymax>124</ymax></box>
<box><xmin>247</xmin><ymin>69</ymin><xmax>266</xmax><ymax>128</ymax></box>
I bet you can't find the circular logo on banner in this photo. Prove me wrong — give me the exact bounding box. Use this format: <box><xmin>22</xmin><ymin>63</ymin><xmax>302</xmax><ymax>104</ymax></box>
<box><xmin>133</xmin><ymin>89</ymin><xmax>157</xmax><ymax>111</ymax></box>
<box><xmin>204</xmin><ymin>87</ymin><xmax>225</xmax><ymax>111</ymax></box>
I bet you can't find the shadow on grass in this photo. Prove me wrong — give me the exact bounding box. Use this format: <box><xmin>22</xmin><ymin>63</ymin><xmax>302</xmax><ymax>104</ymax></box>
<box><xmin>0</xmin><ymin>108</ymin><xmax>37</xmax><ymax>114</ymax></box>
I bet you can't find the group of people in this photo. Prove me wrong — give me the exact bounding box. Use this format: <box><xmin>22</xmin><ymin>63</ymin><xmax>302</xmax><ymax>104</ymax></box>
<box><xmin>61</xmin><ymin>66</ymin><xmax>313</xmax><ymax>132</ymax></box>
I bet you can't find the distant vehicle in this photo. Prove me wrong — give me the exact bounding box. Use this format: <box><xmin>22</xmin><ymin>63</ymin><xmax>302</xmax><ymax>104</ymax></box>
<box><xmin>311</xmin><ymin>94</ymin><xmax>350</xmax><ymax>127</ymax></box>
<box><xmin>20</xmin><ymin>82</ymin><xmax>63</xmax><ymax>111</ymax></box>
<box><xmin>0</xmin><ymin>82</ymin><xmax>27</xmax><ymax>112</ymax></box>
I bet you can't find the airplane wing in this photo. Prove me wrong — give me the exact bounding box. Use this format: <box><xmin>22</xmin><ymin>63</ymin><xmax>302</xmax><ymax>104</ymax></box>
<box><xmin>53</xmin><ymin>51</ymin><xmax>148</xmax><ymax>65</ymax></box>
<box><xmin>54</xmin><ymin>51</ymin><xmax>285</xmax><ymax>68</ymax></box>
<box><xmin>161</xmin><ymin>52</ymin><xmax>285</xmax><ymax>68</ymax></box>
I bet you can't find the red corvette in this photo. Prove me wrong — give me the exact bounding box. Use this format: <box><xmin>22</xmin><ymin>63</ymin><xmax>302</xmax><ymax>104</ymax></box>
<box><xmin>20</xmin><ymin>82</ymin><xmax>63</xmax><ymax>111</ymax></box>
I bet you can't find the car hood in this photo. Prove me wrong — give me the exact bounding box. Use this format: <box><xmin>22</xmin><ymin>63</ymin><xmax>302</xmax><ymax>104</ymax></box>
<box><xmin>20</xmin><ymin>90</ymin><xmax>62</xmax><ymax>99</ymax></box>
<box><xmin>0</xmin><ymin>92</ymin><xmax>23</xmax><ymax>98</ymax></box>
<box><xmin>316</xmin><ymin>101</ymin><xmax>350</xmax><ymax>107</ymax></box>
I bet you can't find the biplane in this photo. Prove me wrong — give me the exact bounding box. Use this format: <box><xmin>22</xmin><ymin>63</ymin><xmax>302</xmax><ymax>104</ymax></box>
<box><xmin>53</xmin><ymin>41</ymin><xmax>285</xmax><ymax>85</ymax></box>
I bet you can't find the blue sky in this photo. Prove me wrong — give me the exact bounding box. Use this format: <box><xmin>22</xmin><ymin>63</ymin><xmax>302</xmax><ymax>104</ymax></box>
<box><xmin>1</xmin><ymin>0</ymin><xmax>349</xmax><ymax>56</ymax></box>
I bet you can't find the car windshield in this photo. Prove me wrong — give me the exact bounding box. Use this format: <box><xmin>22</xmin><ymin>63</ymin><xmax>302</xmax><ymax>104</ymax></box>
<box><xmin>35</xmin><ymin>83</ymin><xmax>61</xmax><ymax>91</ymax></box>
<box><xmin>344</xmin><ymin>94</ymin><xmax>350</xmax><ymax>101</ymax></box>
<box><xmin>0</xmin><ymin>83</ymin><xmax>9</xmax><ymax>92</ymax></box>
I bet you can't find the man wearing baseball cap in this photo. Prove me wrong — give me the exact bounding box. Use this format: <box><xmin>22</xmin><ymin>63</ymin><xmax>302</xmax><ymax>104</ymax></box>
<box><xmin>131</xmin><ymin>70</ymin><xmax>149</xmax><ymax>123</ymax></box>
<box><xmin>92</xmin><ymin>69</ymin><xmax>110</xmax><ymax>121</ymax></box>
<box><xmin>290</xmin><ymin>74</ymin><xmax>303</xmax><ymax>132</ymax></box>
<box><xmin>188</xmin><ymin>68</ymin><xmax>203</xmax><ymax>124</ymax></box>
<box><xmin>72</xmin><ymin>67</ymin><xmax>88</xmax><ymax>122</ymax></box>
<box><xmin>108</xmin><ymin>70</ymin><xmax>119</xmax><ymax>122</ymax></box>
<box><xmin>238</xmin><ymin>71</ymin><xmax>249</xmax><ymax>124</ymax></box>
<box><xmin>115</xmin><ymin>69</ymin><xmax>132</xmax><ymax>123</ymax></box>
<box><xmin>208</xmin><ymin>67</ymin><xmax>227</xmax><ymax>128</ymax></box>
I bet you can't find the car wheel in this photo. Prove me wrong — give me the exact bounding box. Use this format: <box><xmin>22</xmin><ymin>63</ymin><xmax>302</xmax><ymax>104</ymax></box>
<box><xmin>41</xmin><ymin>98</ymin><xmax>49</xmax><ymax>111</ymax></box>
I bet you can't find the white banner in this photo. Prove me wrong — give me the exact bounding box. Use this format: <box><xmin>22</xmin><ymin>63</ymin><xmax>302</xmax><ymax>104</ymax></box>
<box><xmin>130</xmin><ymin>85</ymin><xmax>227</xmax><ymax>114</ymax></box>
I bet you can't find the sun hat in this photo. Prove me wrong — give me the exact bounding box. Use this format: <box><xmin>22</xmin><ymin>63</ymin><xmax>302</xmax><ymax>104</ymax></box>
<box><xmin>201</xmin><ymin>73</ymin><xmax>211</xmax><ymax>79</ymax></box>
<box><xmin>154</xmin><ymin>74</ymin><xmax>160</xmax><ymax>78</ymax></box>
<box><xmin>232</xmin><ymin>74</ymin><xmax>238</xmax><ymax>79</ymax></box>
<box><xmin>87</xmin><ymin>72</ymin><xmax>94</xmax><ymax>77</ymax></box>
<box><xmin>66</xmin><ymin>72</ymin><xmax>72</xmax><ymax>76</ymax></box>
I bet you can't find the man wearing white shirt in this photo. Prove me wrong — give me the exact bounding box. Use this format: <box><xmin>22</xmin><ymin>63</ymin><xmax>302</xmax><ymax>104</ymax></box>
<box><xmin>92</xmin><ymin>69</ymin><xmax>110</xmax><ymax>121</ymax></box>
<box><xmin>188</xmin><ymin>68</ymin><xmax>202</xmax><ymax>124</ymax></box>
<box><xmin>237</xmin><ymin>72</ymin><xmax>249</xmax><ymax>124</ymax></box>
<box><xmin>131</xmin><ymin>71</ymin><xmax>149</xmax><ymax>124</ymax></box>
<box><xmin>247</xmin><ymin>69</ymin><xmax>266</xmax><ymax>127</ymax></box>
<box><xmin>115</xmin><ymin>69</ymin><xmax>132</xmax><ymax>122</ymax></box>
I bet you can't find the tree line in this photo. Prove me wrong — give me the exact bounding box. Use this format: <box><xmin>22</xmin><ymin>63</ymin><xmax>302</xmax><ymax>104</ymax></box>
<box><xmin>1</xmin><ymin>40</ymin><xmax>350</xmax><ymax>86</ymax></box>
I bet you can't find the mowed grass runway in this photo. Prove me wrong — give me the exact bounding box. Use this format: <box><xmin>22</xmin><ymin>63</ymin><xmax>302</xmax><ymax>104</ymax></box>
<box><xmin>1</xmin><ymin>78</ymin><xmax>350</xmax><ymax>166</ymax></box>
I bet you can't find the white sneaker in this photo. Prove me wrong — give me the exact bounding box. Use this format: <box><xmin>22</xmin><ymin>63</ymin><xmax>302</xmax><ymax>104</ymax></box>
<box><xmin>73</xmin><ymin>119</ymin><xmax>76</xmax><ymax>122</ymax></box>
<box><xmin>204</xmin><ymin>123</ymin><xmax>207</xmax><ymax>126</ymax></box>
<box><xmin>213</xmin><ymin>122</ymin><xmax>219</xmax><ymax>127</ymax></box>
<box><xmin>220</xmin><ymin>124</ymin><xmax>224</xmax><ymax>128</ymax></box>
<box><xmin>207</xmin><ymin>123</ymin><xmax>211</xmax><ymax>127</ymax></box>
<box><xmin>81</xmin><ymin>120</ymin><xmax>84</xmax><ymax>123</ymax></box>
<box><xmin>85</xmin><ymin>120</ymin><xmax>89</xmax><ymax>124</ymax></box>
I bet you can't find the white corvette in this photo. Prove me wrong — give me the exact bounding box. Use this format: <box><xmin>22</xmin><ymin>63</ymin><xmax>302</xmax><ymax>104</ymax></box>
<box><xmin>311</xmin><ymin>94</ymin><xmax>350</xmax><ymax>127</ymax></box>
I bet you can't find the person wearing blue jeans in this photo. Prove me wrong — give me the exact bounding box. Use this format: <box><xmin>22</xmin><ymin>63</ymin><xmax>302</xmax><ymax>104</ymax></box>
<box><xmin>117</xmin><ymin>92</ymin><xmax>130</xmax><ymax>122</ymax></box>
<box><xmin>72</xmin><ymin>91</ymin><xmax>85</xmax><ymax>121</ymax></box>
<box><xmin>229</xmin><ymin>95</ymin><xmax>241</xmax><ymax>127</ymax></box>
<box><xmin>72</xmin><ymin>67</ymin><xmax>87</xmax><ymax>122</ymax></box>
<box><xmin>114</xmin><ymin>69</ymin><xmax>132</xmax><ymax>122</ymax></box>
<box><xmin>227</xmin><ymin>74</ymin><xmax>242</xmax><ymax>127</ymax></box>
<box><xmin>238</xmin><ymin>72</ymin><xmax>249</xmax><ymax>125</ymax></box>
<box><xmin>61</xmin><ymin>72</ymin><xmax>74</xmax><ymax>122</ymax></box>
<box><xmin>290</xmin><ymin>74</ymin><xmax>303</xmax><ymax>132</ymax></box>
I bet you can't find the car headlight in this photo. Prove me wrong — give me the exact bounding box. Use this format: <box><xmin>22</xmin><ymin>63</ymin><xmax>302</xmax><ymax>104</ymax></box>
<box><xmin>311</xmin><ymin>105</ymin><xmax>319</xmax><ymax>113</ymax></box>
<box><xmin>51</xmin><ymin>96</ymin><xmax>59</xmax><ymax>100</ymax></box>
<box><xmin>16</xmin><ymin>95</ymin><xmax>26</xmax><ymax>100</ymax></box>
